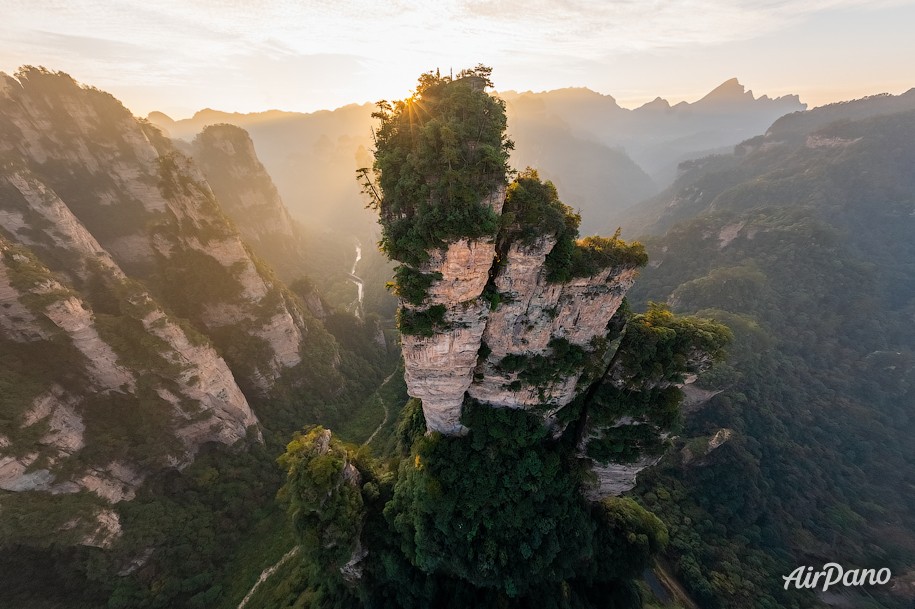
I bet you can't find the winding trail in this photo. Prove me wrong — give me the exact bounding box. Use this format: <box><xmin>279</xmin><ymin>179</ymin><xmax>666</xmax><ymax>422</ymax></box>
<box><xmin>364</xmin><ymin>368</ymin><xmax>401</xmax><ymax>447</ymax></box>
<box><xmin>237</xmin><ymin>546</ymin><xmax>300</xmax><ymax>609</ymax></box>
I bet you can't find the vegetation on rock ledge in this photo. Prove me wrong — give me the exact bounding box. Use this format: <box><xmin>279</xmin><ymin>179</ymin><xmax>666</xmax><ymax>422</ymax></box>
<box><xmin>361</xmin><ymin>65</ymin><xmax>513</xmax><ymax>266</ymax></box>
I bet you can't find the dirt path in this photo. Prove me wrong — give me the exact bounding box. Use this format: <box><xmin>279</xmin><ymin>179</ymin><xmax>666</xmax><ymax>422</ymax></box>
<box><xmin>237</xmin><ymin>546</ymin><xmax>300</xmax><ymax>609</ymax></box>
<box><xmin>364</xmin><ymin>369</ymin><xmax>400</xmax><ymax>446</ymax></box>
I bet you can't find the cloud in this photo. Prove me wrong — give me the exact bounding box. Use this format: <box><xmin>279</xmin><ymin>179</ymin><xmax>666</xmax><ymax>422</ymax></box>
<box><xmin>1</xmin><ymin>0</ymin><xmax>911</xmax><ymax>114</ymax></box>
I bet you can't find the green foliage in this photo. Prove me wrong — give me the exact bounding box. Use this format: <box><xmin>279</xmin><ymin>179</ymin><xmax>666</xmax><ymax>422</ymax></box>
<box><xmin>106</xmin><ymin>440</ymin><xmax>284</xmax><ymax>609</ymax></box>
<box><xmin>0</xmin><ymin>491</ymin><xmax>109</xmax><ymax>549</ymax></box>
<box><xmin>500</xmin><ymin>168</ymin><xmax>575</xmax><ymax>245</ymax></box>
<box><xmin>498</xmin><ymin>337</ymin><xmax>589</xmax><ymax>390</ymax></box>
<box><xmin>582</xmin><ymin>497</ymin><xmax>668</xmax><ymax>583</ymax></box>
<box><xmin>0</xmin><ymin>335</ymin><xmax>85</xmax><ymax>452</ymax></box>
<box><xmin>151</xmin><ymin>247</ymin><xmax>246</xmax><ymax>320</ymax></box>
<box><xmin>576</xmin><ymin>304</ymin><xmax>730</xmax><ymax>468</ymax></box>
<box><xmin>585</xmin><ymin>386</ymin><xmax>683</xmax><ymax>464</ymax></box>
<box><xmin>498</xmin><ymin>169</ymin><xmax>648</xmax><ymax>282</ymax></box>
<box><xmin>277</xmin><ymin>427</ymin><xmax>365</xmax><ymax>567</ymax></box>
<box><xmin>79</xmin><ymin>387</ymin><xmax>182</xmax><ymax>469</ymax></box>
<box><xmin>395</xmin><ymin>398</ymin><xmax>427</xmax><ymax>456</ymax></box>
<box><xmin>621</xmin><ymin>109</ymin><xmax>915</xmax><ymax>609</ymax></box>
<box><xmin>389</xmin><ymin>265</ymin><xmax>442</xmax><ymax>306</ymax></box>
<box><xmin>367</xmin><ymin>67</ymin><xmax>512</xmax><ymax>264</ymax></box>
<box><xmin>384</xmin><ymin>402</ymin><xmax>595</xmax><ymax>597</ymax></box>
<box><xmin>547</xmin><ymin>232</ymin><xmax>649</xmax><ymax>283</ymax></box>
<box><xmin>397</xmin><ymin>304</ymin><xmax>447</xmax><ymax>336</ymax></box>
<box><xmin>615</xmin><ymin>303</ymin><xmax>732</xmax><ymax>388</ymax></box>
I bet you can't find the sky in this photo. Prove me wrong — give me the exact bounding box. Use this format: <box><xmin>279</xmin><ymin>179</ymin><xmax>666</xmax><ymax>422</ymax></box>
<box><xmin>1</xmin><ymin>0</ymin><xmax>914</xmax><ymax>118</ymax></box>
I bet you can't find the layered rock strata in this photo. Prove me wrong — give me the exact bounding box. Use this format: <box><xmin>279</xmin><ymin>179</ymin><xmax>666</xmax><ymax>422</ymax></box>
<box><xmin>400</xmin><ymin>187</ymin><xmax>504</xmax><ymax>434</ymax></box>
<box><xmin>398</xmin><ymin>188</ymin><xmax>641</xmax><ymax>437</ymax></box>
<box><xmin>0</xmin><ymin>68</ymin><xmax>307</xmax><ymax>508</ymax></box>
<box><xmin>0</xmin><ymin>67</ymin><xmax>308</xmax><ymax>389</ymax></box>
<box><xmin>469</xmin><ymin>236</ymin><xmax>638</xmax><ymax>409</ymax></box>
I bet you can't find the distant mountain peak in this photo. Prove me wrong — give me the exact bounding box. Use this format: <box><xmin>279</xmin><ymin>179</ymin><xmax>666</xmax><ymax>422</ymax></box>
<box><xmin>147</xmin><ymin>110</ymin><xmax>174</xmax><ymax>125</ymax></box>
<box><xmin>698</xmin><ymin>78</ymin><xmax>751</xmax><ymax>103</ymax></box>
<box><xmin>638</xmin><ymin>96</ymin><xmax>672</xmax><ymax>111</ymax></box>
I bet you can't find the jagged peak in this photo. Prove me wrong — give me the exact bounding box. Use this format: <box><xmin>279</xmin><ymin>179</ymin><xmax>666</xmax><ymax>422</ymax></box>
<box><xmin>502</xmin><ymin>86</ymin><xmax>619</xmax><ymax>107</ymax></box>
<box><xmin>696</xmin><ymin>77</ymin><xmax>751</xmax><ymax>104</ymax></box>
<box><xmin>637</xmin><ymin>96</ymin><xmax>671</xmax><ymax>111</ymax></box>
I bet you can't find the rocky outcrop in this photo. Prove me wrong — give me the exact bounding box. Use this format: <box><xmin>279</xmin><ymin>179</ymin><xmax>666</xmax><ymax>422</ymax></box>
<box><xmin>397</xmin><ymin>184</ymin><xmax>641</xmax><ymax>434</ymax></box>
<box><xmin>469</xmin><ymin>235</ymin><xmax>637</xmax><ymax>409</ymax></box>
<box><xmin>582</xmin><ymin>454</ymin><xmax>663</xmax><ymax>501</ymax></box>
<box><xmin>400</xmin><ymin>188</ymin><xmax>504</xmax><ymax>434</ymax></box>
<box><xmin>0</xmin><ymin>69</ymin><xmax>296</xmax><ymax>508</ymax></box>
<box><xmin>190</xmin><ymin>124</ymin><xmax>298</xmax><ymax>246</ymax></box>
<box><xmin>402</xmin><ymin>300</ymin><xmax>491</xmax><ymax>434</ymax></box>
<box><xmin>43</xmin><ymin>294</ymin><xmax>136</xmax><ymax>389</ymax></box>
<box><xmin>0</xmin><ymin>236</ymin><xmax>260</xmax><ymax>502</ymax></box>
<box><xmin>0</xmin><ymin>67</ymin><xmax>310</xmax><ymax>392</ymax></box>
<box><xmin>680</xmin><ymin>428</ymin><xmax>735</xmax><ymax>465</ymax></box>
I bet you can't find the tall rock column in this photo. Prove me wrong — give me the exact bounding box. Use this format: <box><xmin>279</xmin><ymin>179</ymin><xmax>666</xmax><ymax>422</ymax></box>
<box><xmin>365</xmin><ymin>70</ymin><xmax>512</xmax><ymax>435</ymax></box>
<box><xmin>400</xmin><ymin>187</ymin><xmax>505</xmax><ymax>434</ymax></box>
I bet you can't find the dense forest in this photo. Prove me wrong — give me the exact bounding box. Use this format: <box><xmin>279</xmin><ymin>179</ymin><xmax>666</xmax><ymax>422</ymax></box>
<box><xmin>2</xmin><ymin>65</ymin><xmax>914</xmax><ymax>609</ymax></box>
<box><xmin>623</xmin><ymin>105</ymin><xmax>915</xmax><ymax>609</ymax></box>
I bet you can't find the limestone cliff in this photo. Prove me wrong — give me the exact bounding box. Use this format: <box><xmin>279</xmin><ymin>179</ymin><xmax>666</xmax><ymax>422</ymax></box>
<box><xmin>0</xmin><ymin>67</ymin><xmax>309</xmax><ymax>390</ymax></box>
<box><xmin>393</xmin><ymin>172</ymin><xmax>645</xmax><ymax>441</ymax></box>
<box><xmin>369</xmin><ymin>73</ymin><xmax>728</xmax><ymax>501</ymax></box>
<box><xmin>190</xmin><ymin>124</ymin><xmax>311</xmax><ymax>279</ymax></box>
<box><xmin>399</xmin><ymin>188</ymin><xmax>504</xmax><ymax>434</ymax></box>
<box><xmin>0</xmin><ymin>67</ymin><xmax>333</xmax><ymax>519</ymax></box>
<box><xmin>0</xmin><ymin>232</ymin><xmax>257</xmax><ymax>503</ymax></box>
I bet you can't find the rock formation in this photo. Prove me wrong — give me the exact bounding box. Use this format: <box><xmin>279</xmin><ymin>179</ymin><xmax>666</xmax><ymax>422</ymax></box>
<box><xmin>0</xmin><ymin>67</ymin><xmax>331</xmax><ymax>519</ymax></box>
<box><xmin>370</xmin><ymin>71</ymin><xmax>728</xmax><ymax>499</ymax></box>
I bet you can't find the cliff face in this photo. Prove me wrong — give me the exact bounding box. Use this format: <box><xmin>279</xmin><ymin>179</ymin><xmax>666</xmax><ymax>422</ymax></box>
<box><xmin>189</xmin><ymin>124</ymin><xmax>312</xmax><ymax>280</ymax></box>
<box><xmin>469</xmin><ymin>236</ymin><xmax>638</xmax><ymax>411</ymax></box>
<box><xmin>398</xmin><ymin>200</ymin><xmax>641</xmax><ymax>439</ymax></box>
<box><xmin>0</xmin><ymin>68</ymin><xmax>309</xmax><ymax>391</ymax></box>
<box><xmin>0</xmin><ymin>68</ymin><xmax>323</xmax><ymax>520</ymax></box>
<box><xmin>368</xmin><ymin>74</ymin><xmax>734</xmax><ymax>505</ymax></box>
<box><xmin>399</xmin><ymin>187</ymin><xmax>504</xmax><ymax>434</ymax></box>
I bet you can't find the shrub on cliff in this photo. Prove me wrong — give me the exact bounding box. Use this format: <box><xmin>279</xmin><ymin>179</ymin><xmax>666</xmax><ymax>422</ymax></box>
<box><xmin>499</xmin><ymin>169</ymin><xmax>648</xmax><ymax>282</ymax></box>
<box><xmin>362</xmin><ymin>66</ymin><xmax>513</xmax><ymax>265</ymax></box>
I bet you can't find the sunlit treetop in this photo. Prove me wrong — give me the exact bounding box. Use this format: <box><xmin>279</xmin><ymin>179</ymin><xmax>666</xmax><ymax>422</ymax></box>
<box><xmin>359</xmin><ymin>65</ymin><xmax>513</xmax><ymax>264</ymax></box>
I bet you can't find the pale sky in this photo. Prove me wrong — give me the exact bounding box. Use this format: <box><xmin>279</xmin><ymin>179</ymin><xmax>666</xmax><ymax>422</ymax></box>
<box><xmin>1</xmin><ymin>0</ymin><xmax>914</xmax><ymax>118</ymax></box>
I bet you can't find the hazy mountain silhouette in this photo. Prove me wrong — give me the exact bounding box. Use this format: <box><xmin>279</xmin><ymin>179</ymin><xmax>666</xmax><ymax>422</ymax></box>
<box><xmin>149</xmin><ymin>78</ymin><xmax>802</xmax><ymax>238</ymax></box>
<box><xmin>500</xmin><ymin>79</ymin><xmax>805</xmax><ymax>186</ymax></box>
<box><xmin>615</xmin><ymin>86</ymin><xmax>915</xmax><ymax>237</ymax></box>
<box><xmin>620</xmin><ymin>100</ymin><xmax>915</xmax><ymax>609</ymax></box>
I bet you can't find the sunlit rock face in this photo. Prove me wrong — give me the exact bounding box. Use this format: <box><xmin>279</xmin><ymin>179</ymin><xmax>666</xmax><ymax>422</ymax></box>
<box><xmin>399</xmin><ymin>187</ymin><xmax>504</xmax><ymax>435</ymax></box>
<box><xmin>0</xmin><ymin>68</ymin><xmax>311</xmax><ymax>508</ymax></box>
<box><xmin>0</xmin><ymin>67</ymin><xmax>309</xmax><ymax>390</ymax></box>
<box><xmin>402</xmin><ymin>300</ymin><xmax>491</xmax><ymax>435</ymax></box>
<box><xmin>469</xmin><ymin>235</ymin><xmax>637</xmax><ymax>411</ymax></box>
<box><xmin>395</xmin><ymin>183</ymin><xmax>640</xmax><ymax>437</ymax></box>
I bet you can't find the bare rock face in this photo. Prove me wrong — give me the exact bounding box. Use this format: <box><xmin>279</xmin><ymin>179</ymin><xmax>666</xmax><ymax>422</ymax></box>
<box><xmin>582</xmin><ymin>454</ymin><xmax>663</xmax><ymax>501</ymax></box>
<box><xmin>399</xmin><ymin>187</ymin><xmax>505</xmax><ymax>434</ymax></box>
<box><xmin>469</xmin><ymin>235</ymin><xmax>637</xmax><ymax>410</ymax></box>
<box><xmin>420</xmin><ymin>238</ymin><xmax>498</xmax><ymax>304</ymax></box>
<box><xmin>0</xmin><ymin>237</ymin><xmax>260</xmax><ymax>502</ymax></box>
<box><xmin>402</xmin><ymin>300</ymin><xmax>491</xmax><ymax>435</ymax></box>
<box><xmin>190</xmin><ymin>124</ymin><xmax>298</xmax><ymax>246</ymax></box>
<box><xmin>0</xmin><ymin>69</ymin><xmax>288</xmax><ymax>509</ymax></box>
<box><xmin>397</xmin><ymin>183</ymin><xmax>641</xmax><ymax>435</ymax></box>
<box><xmin>0</xmin><ymin>67</ymin><xmax>309</xmax><ymax>393</ymax></box>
